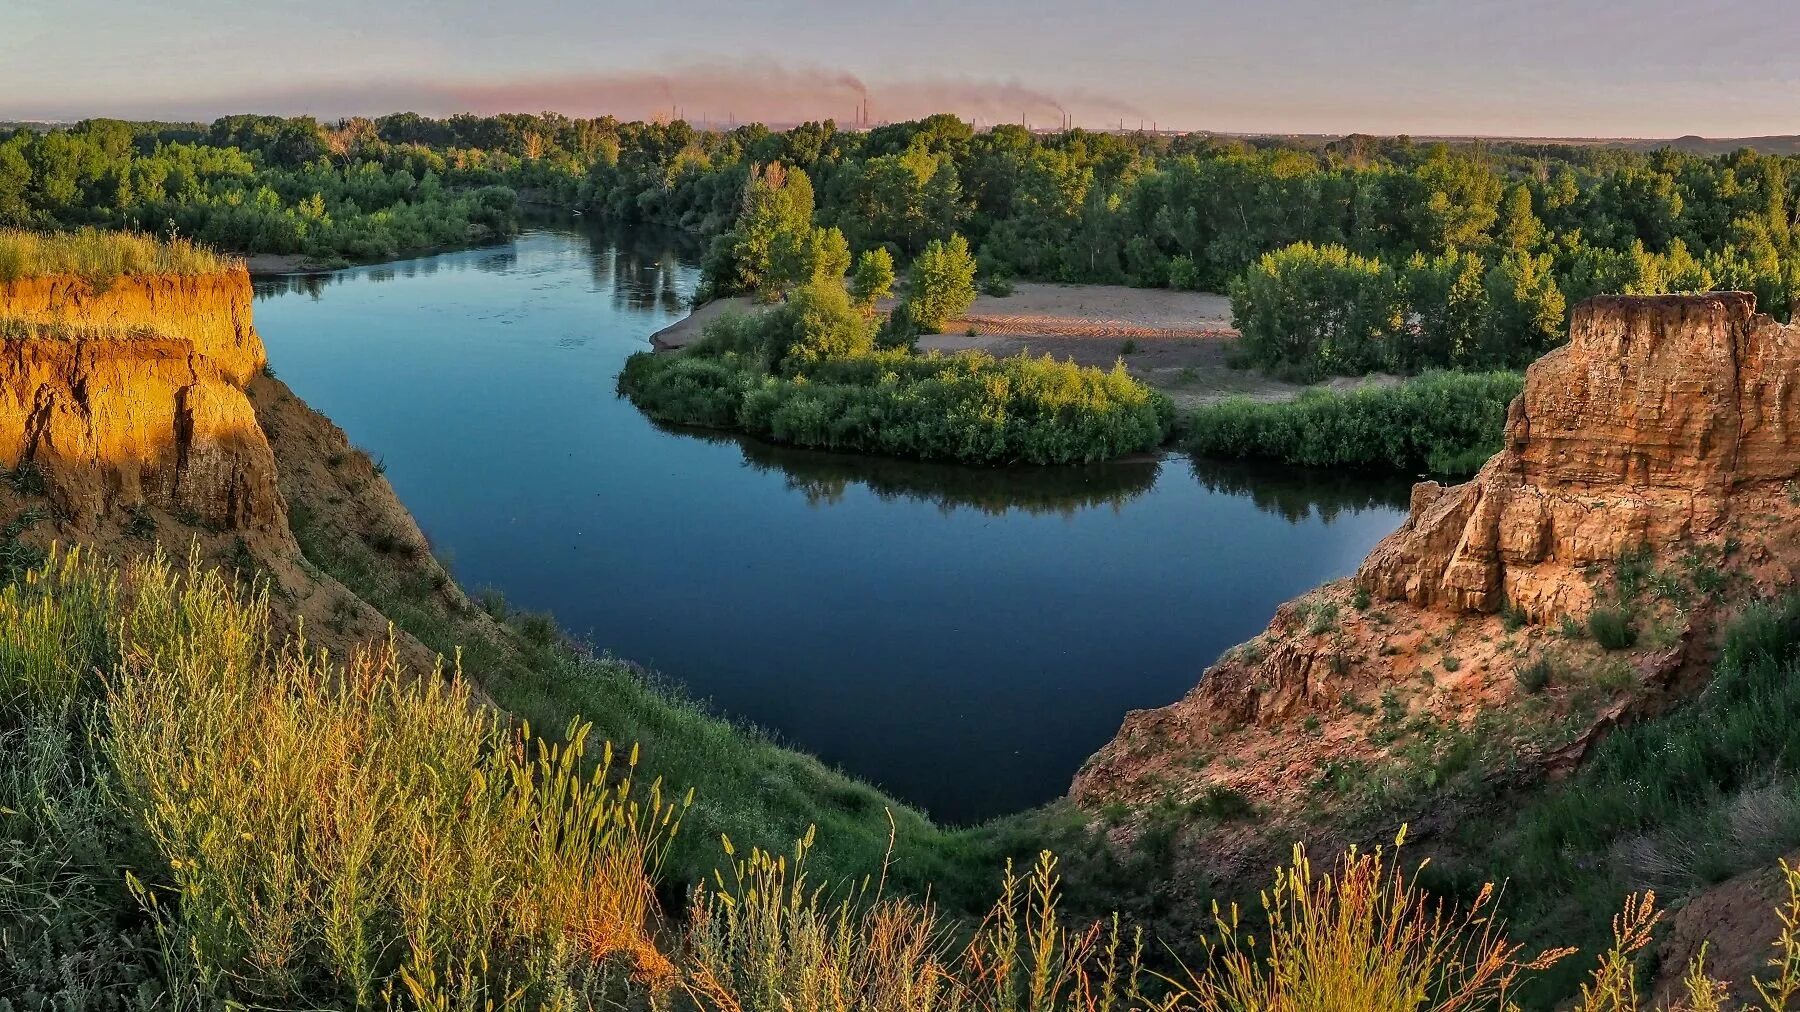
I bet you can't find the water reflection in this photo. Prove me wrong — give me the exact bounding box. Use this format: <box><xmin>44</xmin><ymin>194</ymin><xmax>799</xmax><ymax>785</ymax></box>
<box><xmin>1188</xmin><ymin>457</ymin><xmax>1415</xmax><ymax>524</ymax></box>
<box><xmin>657</xmin><ymin>424</ymin><xmax>1163</xmax><ymax>517</ymax></box>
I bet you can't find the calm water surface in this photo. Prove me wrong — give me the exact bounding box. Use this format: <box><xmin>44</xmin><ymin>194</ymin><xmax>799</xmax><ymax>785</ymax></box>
<box><xmin>253</xmin><ymin>224</ymin><xmax>1410</xmax><ymax>824</ymax></box>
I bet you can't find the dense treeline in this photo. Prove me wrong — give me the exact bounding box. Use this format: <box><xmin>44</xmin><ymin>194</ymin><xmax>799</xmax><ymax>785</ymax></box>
<box><xmin>12</xmin><ymin>111</ymin><xmax>1800</xmax><ymax>370</ymax></box>
<box><xmin>0</xmin><ymin>116</ymin><xmax>520</xmax><ymax>263</ymax></box>
<box><xmin>1183</xmin><ymin>371</ymin><xmax>1525</xmax><ymax>474</ymax></box>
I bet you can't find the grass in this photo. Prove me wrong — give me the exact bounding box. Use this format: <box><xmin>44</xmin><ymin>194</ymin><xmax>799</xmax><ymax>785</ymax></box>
<box><xmin>1183</xmin><ymin>370</ymin><xmax>1524</xmax><ymax>475</ymax></box>
<box><xmin>0</xmin><ymin>228</ymin><xmax>240</xmax><ymax>283</ymax></box>
<box><xmin>1437</xmin><ymin>592</ymin><xmax>1800</xmax><ymax>1006</ymax></box>
<box><xmin>1587</xmin><ymin>608</ymin><xmax>1639</xmax><ymax>650</ymax></box>
<box><xmin>8</xmin><ymin>547</ymin><xmax>1800</xmax><ymax>1009</ymax></box>
<box><xmin>280</xmin><ymin>471</ymin><xmax>1063</xmax><ymax>917</ymax></box>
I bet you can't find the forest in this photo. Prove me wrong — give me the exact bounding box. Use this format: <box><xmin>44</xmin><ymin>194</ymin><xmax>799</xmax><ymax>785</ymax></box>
<box><xmin>5</xmin><ymin>112</ymin><xmax>1798</xmax><ymax>374</ymax></box>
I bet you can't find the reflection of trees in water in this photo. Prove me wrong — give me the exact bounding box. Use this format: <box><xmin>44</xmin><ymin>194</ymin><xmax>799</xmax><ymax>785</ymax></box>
<box><xmin>658</xmin><ymin>422</ymin><xmax>1160</xmax><ymax>517</ymax></box>
<box><xmin>573</xmin><ymin>218</ymin><xmax>699</xmax><ymax>315</ymax></box>
<box><xmin>1188</xmin><ymin>456</ymin><xmax>1414</xmax><ymax>524</ymax></box>
<box><xmin>252</xmin><ymin>220</ymin><xmax>697</xmax><ymax>308</ymax></box>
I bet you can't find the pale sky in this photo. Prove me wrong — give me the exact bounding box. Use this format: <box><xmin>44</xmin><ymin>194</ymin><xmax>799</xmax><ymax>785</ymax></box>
<box><xmin>5</xmin><ymin>0</ymin><xmax>1800</xmax><ymax>136</ymax></box>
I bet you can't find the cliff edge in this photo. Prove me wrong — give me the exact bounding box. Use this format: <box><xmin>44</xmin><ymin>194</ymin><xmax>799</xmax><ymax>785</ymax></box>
<box><xmin>1073</xmin><ymin>293</ymin><xmax>1800</xmax><ymax>876</ymax></box>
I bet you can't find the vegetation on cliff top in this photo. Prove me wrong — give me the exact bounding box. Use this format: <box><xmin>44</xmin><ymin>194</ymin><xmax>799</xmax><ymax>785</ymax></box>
<box><xmin>0</xmin><ymin>227</ymin><xmax>239</xmax><ymax>282</ymax></box>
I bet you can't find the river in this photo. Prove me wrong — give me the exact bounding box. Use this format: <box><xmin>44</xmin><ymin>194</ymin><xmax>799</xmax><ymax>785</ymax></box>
<box><xmin>252</xmin><ymin>221</ymin><xmax>1410</xmax><ymax>824</ymax></box>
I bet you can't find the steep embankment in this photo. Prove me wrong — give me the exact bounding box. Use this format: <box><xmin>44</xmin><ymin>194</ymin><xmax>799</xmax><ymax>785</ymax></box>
<box><xmin>1075</xmin><ymin>293</ymin><xmax>1800</xmax><ymax>880</ymax></box>
<box><xmin>0</xmin><ymin>269</ymin><xmax>452</xmax><ymax>669</ymax></box>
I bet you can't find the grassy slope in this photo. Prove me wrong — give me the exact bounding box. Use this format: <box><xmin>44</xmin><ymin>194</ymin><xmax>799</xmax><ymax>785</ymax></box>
<box><xmin>250</xmin><ymin>373</ymin><xmax>1074</xmax><ymax>913</ymax></box>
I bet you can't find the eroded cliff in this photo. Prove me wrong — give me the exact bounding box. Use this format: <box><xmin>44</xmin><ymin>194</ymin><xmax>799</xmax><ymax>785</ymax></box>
<box><xmin>0</xmin><ymin>270</ymin><xmax>282</xmax><ymax>542</ymax></box>
<box><xmin>0</xmin><ymin>270</ymin><xmax>461</xmax><ymax>672</ymax></box>
<box><xmin>1074</xmin><ymin>293</ymin><xmax>1800</xmax><ymax>875</ymax></box>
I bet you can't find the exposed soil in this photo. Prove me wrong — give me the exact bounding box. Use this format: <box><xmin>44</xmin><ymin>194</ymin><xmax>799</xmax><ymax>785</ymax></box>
<box><xmin>647</xmin><ymin>284</ymin><xmax>1326</xmax><ymax>408</ymax></box>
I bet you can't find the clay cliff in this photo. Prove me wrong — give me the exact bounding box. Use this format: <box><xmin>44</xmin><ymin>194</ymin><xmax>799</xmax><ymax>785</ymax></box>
<box><xmin>1073</xmin><ymin>293</ymin><xmax>1800</xmax><ymax>873</ymax></box>
<box><xmin>0</xmin><ymin>270</ymin><xmax>465</xmax><ymax>671</ymax></box>
<box><xmin>0</xmin><ymin>270</ymin><xmax>282</xmax><ymax>539</ymax></box>
<box><xmin>1362</xmin><ymin>292</ymin><xmax>1800</xmax><ymax>621</ymax></box>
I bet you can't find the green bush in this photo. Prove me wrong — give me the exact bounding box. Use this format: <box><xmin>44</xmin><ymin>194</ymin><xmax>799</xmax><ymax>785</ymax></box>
<box><xmin>1183</xmin><ymin>370</ymin><xmax>1523</xmax><ymax>474</ymax></box>
<box><xmin>903</xmin><ymin>234</ymin><xmax>978</xmax><ymax>332</ymax></box>
<box><xmin>1587</xmin><ymin>607</ymin><xmax>1638</xmax><ymax>650</ymax></box>
<box><xmin>621</xmin><ymin>306</ymin><xmax>1173</xmax><ymax>466</ymax></box>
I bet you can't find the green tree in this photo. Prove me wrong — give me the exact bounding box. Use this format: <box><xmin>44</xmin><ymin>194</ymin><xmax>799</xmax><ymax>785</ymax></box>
<box><xmin>1230</xmin><ymin>242</ymin><xmax>1404</xmax><ymax>379</ymax></box>
<box><xmin>850</xmin><ymin>247</ymin><xmax>895</xmax><ymax>314</ymax></box>
<box><xmin>1484</xmin><ymin>251</ymin><xmax>1567</xmax><ymax>364</ymax></box>
<box><xmin>769</xmin><ymin>225</ymin><xmax>850</xmax><ymax>295</ymax></box>
<box><xmin>1497</xmin><ymin>184</ymin><xmax>1544</xmax><ymax>253</ymax></box>
<box><xmin>711</xmin><ymin>163</ymin><xmax>816</xmax><ymax>300</ymax></box>
<box><xmin>762</xmin><ymin>278</ymin><xmax>875</xmax><ymax>372</ymax></box>
<box><xmin>903</xmin><ymin>234</ymin><xmax>978</xmax><ymax>332</ymax></box>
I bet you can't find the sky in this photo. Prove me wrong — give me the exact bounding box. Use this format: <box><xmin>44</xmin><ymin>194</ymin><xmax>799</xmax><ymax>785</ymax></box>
<box><xmin>5</xmin><ymin>0</ymin><xmax>1800</xmax><ymax>137</ymax></box>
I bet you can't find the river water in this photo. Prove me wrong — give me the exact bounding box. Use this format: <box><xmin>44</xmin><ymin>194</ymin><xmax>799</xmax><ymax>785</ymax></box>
<box><xmin>253</xmin><ymin>222</ymin><xmax>1410</xmax><ymax>824</ymax></box>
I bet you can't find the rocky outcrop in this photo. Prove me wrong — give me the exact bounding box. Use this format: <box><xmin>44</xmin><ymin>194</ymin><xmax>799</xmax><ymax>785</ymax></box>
<box><xmin>0</xmin><ymin>271</ymin><xmax>267</xmax><ymax>384</ymax></box>
<box><xmin>1073</xmin><ymin>294</ymin><xmax>1800</xmax><ymax>853</ymax></box>
<box><xmin>0</xmin><ymin>271</ymin><xmax>284</xmax><ymax>538</ymax></box>
<box><xmin>1360</xmin><ymin>293</ymin><xmax>1800</xmax><ymax>620</ymax></box>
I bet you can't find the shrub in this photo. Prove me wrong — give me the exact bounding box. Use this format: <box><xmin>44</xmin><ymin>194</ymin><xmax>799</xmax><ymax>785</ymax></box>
<box><xmin>903</xmin><ymin>233</ymin><xmax>978</xmax><ymax>332</ymax></box>
<box><xmin>849</xmin><ymin>246</ymin><xmax>895</xmax><ymax>311</ymax></box>
<box><xmin>760</xmin><ymin>279</ymin><xmax>876</xmax><ymax>372</ymax></box>
<box><xmin>1183</xmin><ymin>370</ymin><xmax>1522</xmax><ymax>475</ymax></box>
<box><xmin>1587</xmin><ymin>608</ymin><xmax>1638</xmax><ymax>650</ymax></box>
<box><xmin>1516</xmin><ymin>654</ymin><xmax>1558</xmax><ymax>693</ymax></box>
<box><xmin>621</xmin><ymin>305</ymin><xmax>1173</xmax><ymax>466</ymax></box>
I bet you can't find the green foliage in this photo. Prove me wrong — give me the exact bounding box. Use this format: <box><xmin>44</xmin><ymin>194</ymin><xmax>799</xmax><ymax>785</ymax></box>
<box><xmin>769</xmin><ymin>224</ymin><xmax>850</xmax><ymax>294</ymax></box>
<box><xmin>1229</xmin><ymin>242</ymin><xmax>1404</xmax><ymax>379</ymax></box>
<box><xmin>1515</xmin><ymin>654</ymin><xmax>1558</xmax><ymax>693</ymax></box>
<box><xmin>849</xmin><ymin>246</ymin><xmax>895</xmax><ymax>311</ymax></box>
<box><xmin>1587</xmin><ymin>608</ymin><xmax>1639</xmax><ymax>650</ymax></box>
<box><xmin>903</xmin><ymin>233</ymin><xmax>978</xmax><ymax>332</ymax></box>
<box><xmin>0</xmin><ymin>120</ymin><xmax>521</xmax><ymax>263</ymax></box>
<box><xmin>622</xmin><ymin>303</ymin><xmax>1171</xmax><ymax>465</ymax></box>
<box><xmin>1455</xmin><ymin>593</ymin><xmax>1800</xmax><ymax>1006</ymax></box>
<box><xmin>708</xmin><ymin>162</ymin><xmax>816</xmax><ymax>300</ymax></box>
<box><xmin>759</xmin><ymin>278</ymin><xmax>875</xmax><ymax>372</ymax></box>
<box><xmin>1183</xmin><ymin>370</ymin><xmax>1523</xmax><ymax>474</ymax></box>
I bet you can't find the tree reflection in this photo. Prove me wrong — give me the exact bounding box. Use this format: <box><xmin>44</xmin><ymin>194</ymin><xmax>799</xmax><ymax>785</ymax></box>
<box><xmin>1187</xmin><ymin>456</ymin><xmax>1414</xmax><ymax>523</ymax></box>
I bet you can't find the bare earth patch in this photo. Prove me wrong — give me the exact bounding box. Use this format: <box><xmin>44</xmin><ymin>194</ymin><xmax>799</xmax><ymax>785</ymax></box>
<box><xmin>648</xmin><ymin>283</ymin><xmax>1329</xmax><ymax>407</ymax></box>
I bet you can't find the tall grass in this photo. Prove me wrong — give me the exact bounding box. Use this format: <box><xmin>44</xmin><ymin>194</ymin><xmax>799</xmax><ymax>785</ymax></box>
<box><xmin>8</xmin><ymin>546</ymin><xmax>1800</xmax><ymax>1010</ymax></box>
<box><xmin>1183</xmin><ymin>371</ymin><xmax>1523</xmax><ymax>475</ymax></box>
<box><xmin>0</xmin><ymin>228</ymin><xmax>240</xmax><ymax>283</ymax></box>
<box><xmin>1437</xmin><ymin>592</ymin><xmax>1800</xmax><ymax>1005</ymax></box>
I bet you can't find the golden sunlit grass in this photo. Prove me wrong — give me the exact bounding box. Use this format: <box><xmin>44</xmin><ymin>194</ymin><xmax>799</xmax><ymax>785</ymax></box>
<box><xmin>6</xmin><ymin>545</ymin><xmax>1800</xmax><ymax>1010</ymax></box>
<box><xmin>0</xmin><ymin>227</ymin><xmax>241</xmax><ymax>283</ymax></box>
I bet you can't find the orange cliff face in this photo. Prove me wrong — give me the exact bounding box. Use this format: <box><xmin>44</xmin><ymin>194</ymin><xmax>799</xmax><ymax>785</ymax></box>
<box><xmin>0</xmin><ymin>269</ymin><xmax>284</xmax><ymax>541</ymax></box>
<box><xmin>0</xmin><ymin>271</ymin><xmax>267</xmax><ymax>385</ymax></box>
<box><xmin>1072</xmin><ymin>293</ymin><xmax>1800</xmax><ymax>868</ymax></box>
<box><xmin>1362</xmin><ymin>292</ymin><xmax>1800</xmax><ymax>621</ymax></box>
